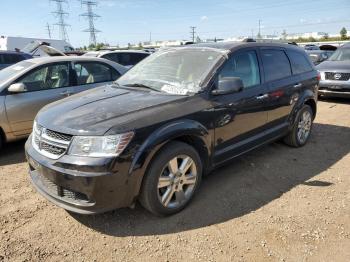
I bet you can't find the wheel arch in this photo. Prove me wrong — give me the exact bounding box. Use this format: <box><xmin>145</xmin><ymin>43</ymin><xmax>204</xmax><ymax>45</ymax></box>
<box><xmin>290</xmin><ymin>90</ymin><xmax>317</xmax><ymax>125</ymax></box>
<box><xmin>128</xmin><ymin>119</ymin><xmax>212</xmax><ymax>200</ymax></box>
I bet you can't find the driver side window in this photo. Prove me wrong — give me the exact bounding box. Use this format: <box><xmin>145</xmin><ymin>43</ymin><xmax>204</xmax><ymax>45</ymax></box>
<box><xmin>18</xmin><ymin>63</ymin><xmax>69</xmax><ymax>92</ymax></box>
<box><xmin>218</xmin><ymin>50</ymin><xmax>260</xmax><ymax>89</ymax></box>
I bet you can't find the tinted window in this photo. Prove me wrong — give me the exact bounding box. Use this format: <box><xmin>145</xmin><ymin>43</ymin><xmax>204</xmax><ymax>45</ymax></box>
<box><xmin>2</xmin><ymin>54</ymin><xmax>24</xmax><ymax>64</ymax></box>
<box><xmin>287</xmin><ymin>50</ymin><xmax>313</xmax><ymax>74</ymax></box>
<box><xmin>130</xmin><ymin>53</ymin><xmax>149</xmax><ymax>65</ymax></box>
<box><xmin>18</xmin><ymin>63</ymin><xmax>69</xmax><ymax>92</ymax></box>
<box><xmin>102</xmin><ymin>53</ymin><xmax>120</xmax><ymax>64</ymax></box>
<box><xmin>261</xmin><ymin>50</ymin><xmax>291</xmax><ymax>82</ymax></box>
<box><xmin>74</xmin><ymin>62</ymin><xmax>116</xmax><ymax>85</ymax></box>
<box><xmin>218</xmin><ymin>50</ymin><xmax>260</xmax><ymax>88</ymax></box>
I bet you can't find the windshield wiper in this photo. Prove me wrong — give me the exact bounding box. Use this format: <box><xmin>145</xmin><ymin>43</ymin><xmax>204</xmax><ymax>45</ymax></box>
<box><xmin>123</xmin><ymin>83</ymin><xmax>161</xmax><ymax>92</ymax></box>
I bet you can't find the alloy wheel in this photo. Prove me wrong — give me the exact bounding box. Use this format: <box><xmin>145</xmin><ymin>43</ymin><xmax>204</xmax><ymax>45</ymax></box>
<box><xmin>157</xmin><ymin>154</ymin><xmax>198</xmax><ymax>209</ymax></box>
<box><xmin>297</xmin><ymin>110</ymin><xmax>312</xmax><ymax>144</ymax></box>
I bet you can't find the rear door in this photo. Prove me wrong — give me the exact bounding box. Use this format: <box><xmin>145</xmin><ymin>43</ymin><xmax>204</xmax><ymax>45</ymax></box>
<box><xmin>212</xmin><ymin>49</ymin><xmax>270</xmax><ymax>164</ymax></box>
<box><xmin>259</xmin><ymin>48</ymin><xmax>297</xmax><ymax>131</ymax></box>
<box><xmin>5</xmin><ymin>62</ymin><xmax>71</xmax><ymax>136</ymax></box>
<box><xmin>70</xmin><ymin>61</ymin><xmax>121</xmax><ymax>94</ymax></box>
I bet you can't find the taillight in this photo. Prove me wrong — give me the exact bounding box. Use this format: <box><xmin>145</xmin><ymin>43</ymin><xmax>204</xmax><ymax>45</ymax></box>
<box><xmin>317</xmin><ymin>71</ymin><xmax>321</xmax><ymax>81</ymax></box>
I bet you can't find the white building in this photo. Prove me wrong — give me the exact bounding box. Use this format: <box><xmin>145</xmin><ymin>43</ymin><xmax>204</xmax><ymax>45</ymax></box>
<box><xmin>0</xmin><ymin>36</ymin><xmax>74</xmax><ymax>56</ymax></box>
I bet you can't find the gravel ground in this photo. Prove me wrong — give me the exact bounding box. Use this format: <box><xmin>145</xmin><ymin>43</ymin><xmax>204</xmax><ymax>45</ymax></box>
<box><xmin>0</xmin><ymin>99</ymin><xmax>349</xmax><ymax>262</ymax></box>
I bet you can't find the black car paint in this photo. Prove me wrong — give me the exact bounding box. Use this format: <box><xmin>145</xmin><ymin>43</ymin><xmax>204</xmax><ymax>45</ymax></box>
<box><xmin>25</xmin><ymin>43</ymin><xmax>318</xmax><ymax>214</ymax></box>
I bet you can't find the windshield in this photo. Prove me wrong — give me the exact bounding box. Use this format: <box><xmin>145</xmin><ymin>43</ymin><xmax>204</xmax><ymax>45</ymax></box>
<box><xmin>328</xmin><ymin>48</ymin><xmax>350</xmax><ymax>61</ymax></box>
<box><xmin>0</xmin><ymin>61</ymin><xmax>34</xmax><ymax>85</ymax></box>
<box><xmin>116</xmin><ymin>47</ymin><xmax>226</xmax><ymax>95</ymax></box>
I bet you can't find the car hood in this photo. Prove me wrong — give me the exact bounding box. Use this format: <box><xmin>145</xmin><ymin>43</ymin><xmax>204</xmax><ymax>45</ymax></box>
<box><xmin>36</xmin><ymin>84</ymin><xmax>194</xmax><ymax>136</ymax></box>
<box><xmin>316</xmin><ymin>60</ymin><xmax>350</xmax><ymax>71</ymax></box>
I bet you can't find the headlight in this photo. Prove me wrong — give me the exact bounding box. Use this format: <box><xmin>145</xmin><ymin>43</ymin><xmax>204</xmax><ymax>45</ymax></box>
<box><xmin>68</xmin><ymin>132</ymin><xmax>134</xmax><ymax>157</ymax></box>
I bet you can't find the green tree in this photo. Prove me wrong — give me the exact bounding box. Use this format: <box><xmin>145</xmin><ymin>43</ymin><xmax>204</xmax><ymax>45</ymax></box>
<box><xmin>322</xmin><ymin>33</ymin><xmax>329</xmax><ymax>40</ymax></box>
<box><xmin>340</xmin><ymin>27</ymin><xmax>348</xmax><ymax>40</ymax></box>
<box><xmin>308</xmin><ymin>37</ymin><xmax>316</xmax><ymax>42</ymax></box>
<box><xmin>281</xmin><ymin>29</ymin><xmax>287</xmax><ymax>40</ymax></box>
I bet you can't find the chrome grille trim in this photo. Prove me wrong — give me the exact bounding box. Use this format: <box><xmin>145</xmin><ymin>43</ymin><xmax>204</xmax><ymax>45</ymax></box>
<box><xmin>325</xmin><ymin>72</ymin><xmax>350</xmax><ymax>81</ymax></box>
<box><xmin>32</xmin><ymin>124</ymin><xmax>72</xmax><ymax>160</ymax></box>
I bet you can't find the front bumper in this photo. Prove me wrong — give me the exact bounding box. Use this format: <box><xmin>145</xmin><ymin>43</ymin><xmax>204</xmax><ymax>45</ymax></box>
<box><xmin>318</xmin><ymin>80</ymin><xmax>350</xmax><ymax>98</ymax></box>
<box><xmin>25</xmin><ymin>137</ymin><xmax>138</xmax><ymax>214</ymax></box>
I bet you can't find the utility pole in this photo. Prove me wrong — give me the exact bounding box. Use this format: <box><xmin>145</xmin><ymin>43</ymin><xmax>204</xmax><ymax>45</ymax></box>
<box><xmin>258</xmin><ymin>19</ymin><xmax>262</xmax><ymax>39</ymax></box>
<box><xmin>51</xmin><ymin>0</ymin><xmax>70</xmax><ymax>41</ymax></box>
<box><xmin>80</xmin><ymin>0</ymin><xmax>101</xmax><ymax>46</ymax></box>
<box><xmin>149</xmin><ymin>32</ymin><xmax>152</xmax><ymax>42</ymax></box>
<box><xmin>190</xmin><ymin>26</ymin><xmax>196</xmax><ymax>42</ymax></box>
<box><xmin>46</xmin><ymin>23</ymin><xmax>52</xmax><ymax>39</ymax></box>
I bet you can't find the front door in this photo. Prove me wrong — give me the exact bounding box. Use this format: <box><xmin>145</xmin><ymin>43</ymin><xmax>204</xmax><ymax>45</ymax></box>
<box><xmin>211</xmin><ymin>49</ymin><xmax>270</xmax><ymax>164</ymax></box>
<box><xmin>5</xmin><ymin>62</ymin><xmax>71</xmax><ymax>136</ymax></box>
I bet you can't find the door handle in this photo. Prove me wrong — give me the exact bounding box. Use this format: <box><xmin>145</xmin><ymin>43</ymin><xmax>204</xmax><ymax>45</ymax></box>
<box><xmin>293</xmin><ymin>83</ymin><xmax>302</xmax><ymax>89</ymax></box>
<box><xmin>60</xmin><ymin>91</ymin><xmax>73</xmax><ymax>96</ymax></box>
<box><xmin>256</xmin><ymin>94</ymin><xmax>269</xmax><ymax>100</ymax></box>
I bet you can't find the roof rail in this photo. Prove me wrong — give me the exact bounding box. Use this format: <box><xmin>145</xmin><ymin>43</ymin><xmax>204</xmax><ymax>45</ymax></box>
<box><xmin>242</xmin><ymin>38</ymin><xmax>298</xmax><ymax>46</ymax></box>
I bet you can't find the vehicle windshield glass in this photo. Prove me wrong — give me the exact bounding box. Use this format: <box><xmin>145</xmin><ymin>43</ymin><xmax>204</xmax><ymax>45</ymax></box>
<box><xmin>328</xmin><ymin>48</ymin><xmax>350</xmax><ymax>61</ymax></box>
<box><xmin>0</xmin><ymin>60</ymin><xmax>34</xmax><ymax>85</ymax></box>
<box><xmin>116</xmin><ymin>47</ymin><xmax>226</xmax><ymax>95</ymax></box>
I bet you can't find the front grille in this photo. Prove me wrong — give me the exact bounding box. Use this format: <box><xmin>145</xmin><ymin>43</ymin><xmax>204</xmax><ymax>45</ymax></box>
<box><xmin>45</xmin><ymin>129</ymin><xmax>72</xmax><ymax>142</ymax></box>
<box><xmin>325</xmin><ymin>72</ymin><xmax>350</xmax><ymax>81</ymax></box>
<box><xmin>32</xmin><ymin>124</ymin><xmax>72</xmax><ymax>159</ymax></box>
<box><xmin>32</xmin><ymin>171</ymin><xmax>90</xmax><ymax>203</ymax></box>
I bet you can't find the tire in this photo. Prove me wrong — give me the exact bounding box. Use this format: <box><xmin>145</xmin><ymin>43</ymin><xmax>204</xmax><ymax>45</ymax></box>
<box><xmin>0</xmin><ymin>133</ymin><xmax>3</xmax><ymax>151</ymax></box>
<box><xmin>139</xmin><ymin>141</ymin><xmax>203</xmax><ymax>216</ymax></box>
<box><xmin>284</xmin><ymin>104</ymin><xmax>313</xmax><ymax>147</ymax></box>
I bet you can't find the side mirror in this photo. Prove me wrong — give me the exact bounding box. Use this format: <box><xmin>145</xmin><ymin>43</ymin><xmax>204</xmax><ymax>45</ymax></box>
<box><xmin>212</xmin><ymin>77</ymin><xmax>244</xmax><ymax>95</ymax></box>
<box><xmin>8</xmin><ymin>83</ymin><xmax>27</xmax><ymax>93</ymax></box>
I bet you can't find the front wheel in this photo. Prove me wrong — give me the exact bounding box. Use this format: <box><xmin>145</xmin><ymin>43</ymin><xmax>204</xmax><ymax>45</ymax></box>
<box><xmin>139</xmin><ymin>141</ymin><xmax>202</xmax><ymax>216</ymax></box>
<box><xmin>284</xmin><ymin>104</ymin><xmax>313</xmax><ymax>147</ymax></box>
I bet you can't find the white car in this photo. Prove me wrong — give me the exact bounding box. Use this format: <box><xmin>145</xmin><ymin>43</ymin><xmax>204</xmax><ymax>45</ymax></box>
<box><xmin>84</xmin><ymin>50</ymin><xmax>150</xmax><ymax>69</ymax></box>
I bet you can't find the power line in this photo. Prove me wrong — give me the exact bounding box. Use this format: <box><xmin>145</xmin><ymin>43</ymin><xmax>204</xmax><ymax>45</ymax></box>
<box><xmin>51</xmin><ymin>0</ymin><xmax>70</xmax><ymax>41</ymax></box>
<box><xmin>80</xmin><ymin>0</ymin><xmax>101</xmax><ymax>46</ymax></box>
<box><xmin>190</xmin><ymin>26</ymin><xmax>196</xmax><ymax>42</ymax></box>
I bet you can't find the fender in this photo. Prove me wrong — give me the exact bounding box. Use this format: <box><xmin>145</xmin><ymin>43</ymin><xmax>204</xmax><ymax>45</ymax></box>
<box><xmin>129</xmin><ymin>119</ymin><xmax>211</xmax><ymax>175</ymax></box>
<box><xmin>288</xmin><ymin>88</ymin><xmax>317</xmax><ymax>127</ymax></box>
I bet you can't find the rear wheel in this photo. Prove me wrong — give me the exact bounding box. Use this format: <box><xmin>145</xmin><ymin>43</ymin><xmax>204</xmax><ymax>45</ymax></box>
<box><xmin>0</xmin><ymin>132</ymin><xmax>3</xmax><ymax>151</ymax></box>
<box><xmin>139</xmin><ymin>141</ymin><xmax>202</xmax><ymax>216</ymax></box>
<box><xmin>284</xmin><ymin>104</ymin><xmax>313</xmax><ymax>147</ymax></box>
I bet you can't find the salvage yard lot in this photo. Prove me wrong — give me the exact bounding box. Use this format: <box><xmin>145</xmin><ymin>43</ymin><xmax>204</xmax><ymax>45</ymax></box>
<box><xmin>0</xmin><ymin>99</ymin><xmax>349</xmax><ymax>262</ymax></box>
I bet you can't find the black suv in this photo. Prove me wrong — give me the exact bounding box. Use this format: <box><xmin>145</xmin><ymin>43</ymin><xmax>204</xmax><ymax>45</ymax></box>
<box><xmin>25</xmin><ymin>42</ymin><xmax>318</xmax><ymax>216</ymax></box>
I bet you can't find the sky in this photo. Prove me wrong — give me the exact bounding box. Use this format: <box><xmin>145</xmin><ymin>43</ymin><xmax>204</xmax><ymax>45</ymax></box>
<box><xmin>0</xmin><ymin>0</ymin><xmax>350</xmax><ymax>47</ymax></box>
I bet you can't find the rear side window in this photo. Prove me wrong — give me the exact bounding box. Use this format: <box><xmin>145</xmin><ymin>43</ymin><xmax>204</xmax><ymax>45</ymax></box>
<box><xmin>287</xmin><ymin>50</ymin><xmax>313</xmax><ymax>74</ymax></box>
<box><xmin>102</xmin><ymin>53</ymin><xmax>120</xmax><ymax>64</ymax></box>
<box><xmin>130</xmin><ymin>53</ymin><xmax>149</xmax><ymax>65</ymax></box>
<box><xmin>74</xmin><ymin>62</ymin><xmax>119</xmax><ymax>85</ymax></box>
<box><xmin>261</xmin><ymin>49</ymin><xmax>291</xmax><ymax>82</ymax></box>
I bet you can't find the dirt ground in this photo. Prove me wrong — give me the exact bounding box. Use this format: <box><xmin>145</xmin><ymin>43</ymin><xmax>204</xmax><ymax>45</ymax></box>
<box><xmin>0</xmin><ymin>99</ymin><xmax>349</xmax><ymax>262</ymax></box>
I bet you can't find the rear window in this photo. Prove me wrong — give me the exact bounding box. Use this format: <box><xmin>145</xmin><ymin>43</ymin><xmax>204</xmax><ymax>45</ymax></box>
<box><xmin>287</xmin><ymin>50</ymin><xmax>313</xmax><ymax>74</ymax></box>
<box><xmin>261</xmin><ymin>49</ymin><xmax>292</xmax><ymax>82</ymax></box>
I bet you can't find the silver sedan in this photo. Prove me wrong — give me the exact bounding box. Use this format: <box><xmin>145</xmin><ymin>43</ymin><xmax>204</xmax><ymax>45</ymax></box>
<box><xmin>0</xmin><ymin>56</ymin><xmax>127</xmax><ymax>147</ymax></box>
